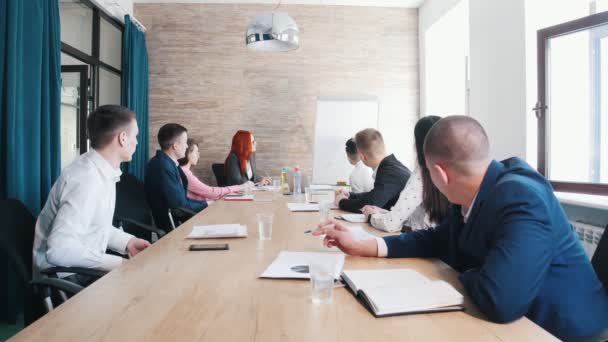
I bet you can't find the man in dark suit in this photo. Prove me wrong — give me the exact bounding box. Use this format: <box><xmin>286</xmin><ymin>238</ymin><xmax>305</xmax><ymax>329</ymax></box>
<box><xmin>335</xmin><ymin>128</ymin><xmax>410</xmax><ymax>213</ymax></box>
<box><xmin>145</xmin><ymin>123</ymin><xmax>207</xmax><ymax>231</ymax></box>
<box><xmin>316</xmin><ymin>116</ymin><xmax>608</xmax><ymax>341</ymax></box>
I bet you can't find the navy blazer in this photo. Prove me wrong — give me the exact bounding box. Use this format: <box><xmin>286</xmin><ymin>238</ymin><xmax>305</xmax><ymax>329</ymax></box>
<box><xmin>145</xmin><ymin>150</ymin><xmax>207</xmax><ymax>230</ymax></box>
<box><xmin>383</xmin><ymin>158</ymin><xmax>608</xmax><ymax>340</ymax></box>
<box><xmin>339</xmin><ymin>154</ymin><xmax>411</xmax><ymax>213</ymax></box>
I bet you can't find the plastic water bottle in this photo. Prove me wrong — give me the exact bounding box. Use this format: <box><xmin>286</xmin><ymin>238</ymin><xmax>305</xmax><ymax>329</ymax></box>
<box><xmin>281</xmin><ymin>167</ymin><xmax>290</xmax><ymax>194</ymax></box>
<box><xmin>293</xmin><ymin>166</ymin><xmax>302</xmax><ymax>194</ymax></box>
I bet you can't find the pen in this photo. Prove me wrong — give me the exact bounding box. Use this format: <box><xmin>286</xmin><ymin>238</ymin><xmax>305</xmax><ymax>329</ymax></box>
<box><xmin>305</xmin><ymin>224</ymin><xmax>335</xmax><ymax>235</ymax></box>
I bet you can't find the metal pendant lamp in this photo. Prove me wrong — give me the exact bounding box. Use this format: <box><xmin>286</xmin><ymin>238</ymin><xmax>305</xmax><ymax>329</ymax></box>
<box><xmin>246</xmin><ymin>11</ymin><xmax>299</xmax><ymax>52</ymax></box>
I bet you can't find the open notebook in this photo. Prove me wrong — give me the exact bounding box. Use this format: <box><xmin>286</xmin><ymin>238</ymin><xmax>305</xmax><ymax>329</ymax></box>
<box><xmin>341</xmin><ymin>269</ymin><xmax>464</xmax><ymax>317</ymax></box>
<box><xmin>187</xmin><ymin>224</ymin><xmax>248</xmax><ymax>239</ymax></box>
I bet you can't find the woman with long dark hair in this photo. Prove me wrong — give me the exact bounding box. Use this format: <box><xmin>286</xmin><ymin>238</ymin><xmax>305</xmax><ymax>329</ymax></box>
<box><xmin>361</xmin><ymin>116</ymin><xmax>449</xmax><ymax>232</ymax></box>
<box><xmin>224</xmin><ymin>130</ymin><xmax>270</xmax><ymax>186</ymax></box>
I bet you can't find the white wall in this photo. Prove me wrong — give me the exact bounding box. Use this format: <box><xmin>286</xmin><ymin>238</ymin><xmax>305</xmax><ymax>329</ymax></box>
<box><xmin>418</xmin><ymin>0</ymin><xmax>463</xmax><ymax>116</ymax></box>
<box><xmin>92</xmin><ymin>0</ymin><xmax>134</xmax><ymax>21</ymax></box>
<box><xmin>468</xmin><ymin>0</ymin><xmax>527</xmax><ymax>161</ymax></box>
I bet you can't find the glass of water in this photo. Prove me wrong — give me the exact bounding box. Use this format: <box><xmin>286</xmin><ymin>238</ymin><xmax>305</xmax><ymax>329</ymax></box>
<box><xmin>318</xmin><ymin>200</ymin><xmax>333</xmax><ymax>222</ymax></box>
<box><xmin>305</xmin><ymin>187</ymin><xmax>312</xmax><ymax>203</ymax></box>
<box><xmin>309</xmin><ymin>259</ymin><xmax>335</xmax><ymax>304</ymax></box>
<box><xmin>256</xmin><ymin>213</ymin><xmax>273</xmax><ymax>240</ymax></box>
<box><xmin>272</xmin><ymin>179</ymin><xmax>281</xmax><ymax>200</ymax></box>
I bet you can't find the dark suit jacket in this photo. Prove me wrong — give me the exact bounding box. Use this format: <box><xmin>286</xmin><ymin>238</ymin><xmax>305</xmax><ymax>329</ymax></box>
<box><xmin>145</xmin><ymin>150</ymin><xmax>207</xmax><ymax>230</ymax></box>
<box><xmin>339</xmin><ymin>154</ymin><xmax>410</xmax><ymax>213</ymax></box>
<box><xmin>383</xmin><ymin>158</ymin><xmax>608</xmax><ymax>340</ymax></box>
<box><xmin>225</xmin><ymin>152</ymin><xmax>261</xmax><ymax>186</ymax></box>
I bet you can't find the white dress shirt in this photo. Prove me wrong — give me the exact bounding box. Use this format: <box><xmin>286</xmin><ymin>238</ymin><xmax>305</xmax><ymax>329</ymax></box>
<box><xmin>370</xmin><ymin>167</ymin><xmax>431</xmax><ymax>232</ymax></box>
<box><xmin>33</xmin><ymin>149</ymin><xmax>134</xmax><ymax>276</ymax></box>
<box><xmin>349</xmin><ymin>160</ymin><xmax>374</xmax><ymax>193</ymax></box>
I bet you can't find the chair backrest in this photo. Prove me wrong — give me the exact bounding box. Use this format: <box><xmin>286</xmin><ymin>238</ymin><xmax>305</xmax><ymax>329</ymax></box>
<box><xmin>0</xmin><ymin>199</ymin><xmax>36</xmax><ymax>284</ymax></box>
<box><xmin>114</xmin><ymin>173</ymin><xmax>158</xmax><ymax>238</ymax></box>
<box><xmin>0</xmin><ymin>199</ymin><xmax>45</xmax><ymax>324</ymax></box>
<box><xmin>591</xmin><ymin>225</ymin><xmax>608</xmax><ymax>288</ymax></box>
<box><xmin>212</xmin><ymin>163</ymin><xmax>227</xmax><ymax>186</ymax></box>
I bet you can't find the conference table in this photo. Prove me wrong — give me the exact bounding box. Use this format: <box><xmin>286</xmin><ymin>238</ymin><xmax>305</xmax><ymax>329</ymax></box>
<box><xmin>11</xmin><ymin>191</ymin><xmax>557</xmax><ymax>341</ymax></box>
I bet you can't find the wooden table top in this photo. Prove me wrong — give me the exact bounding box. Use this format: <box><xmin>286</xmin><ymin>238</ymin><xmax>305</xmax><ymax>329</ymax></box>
<box><xmin>11</xmin><ymin>192</ymin><xmax>557</xmax><ymax>341</ymax></box>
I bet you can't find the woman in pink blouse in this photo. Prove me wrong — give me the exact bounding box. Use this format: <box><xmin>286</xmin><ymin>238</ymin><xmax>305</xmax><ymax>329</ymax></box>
<box><xmin>178</xmin><ymin>139</ymin><xmax>242</xmax><ymax>201</ymax></box>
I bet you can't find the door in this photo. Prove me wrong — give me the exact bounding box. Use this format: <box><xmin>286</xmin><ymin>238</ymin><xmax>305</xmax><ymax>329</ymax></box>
<box><xmin>60</xmin><ymin>65</ymin><xmax>88</xmax><ymax>169</ymax></box>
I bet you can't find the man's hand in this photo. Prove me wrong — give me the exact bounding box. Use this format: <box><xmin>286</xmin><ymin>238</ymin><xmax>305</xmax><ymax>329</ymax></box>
<box><xmin>312</xmin><ymin>219</ymin><xmax>377</xmax><ymax>257</ymax></box>
<box><xmin>127</xmin><ymin>238</ymin><xmax>151</xmax><ymax>257</ymax></box>
<box><xmin>361</xmin><ymin>205</ymin><xmax>388</xmax><ymax>217</ymax></box>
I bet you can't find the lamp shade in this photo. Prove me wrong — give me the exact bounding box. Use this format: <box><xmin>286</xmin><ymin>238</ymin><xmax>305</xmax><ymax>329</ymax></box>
<box><xmin>246</xmin><ymin>12</ymin><xmax>299</xmax><ymax>52</ymax></box>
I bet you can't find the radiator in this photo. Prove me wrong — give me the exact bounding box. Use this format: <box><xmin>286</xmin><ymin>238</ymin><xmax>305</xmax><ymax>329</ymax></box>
<box><xmin>571</xmin><ymin>221</ymin><xmax>605</xmax><ymax>259</ymax></box>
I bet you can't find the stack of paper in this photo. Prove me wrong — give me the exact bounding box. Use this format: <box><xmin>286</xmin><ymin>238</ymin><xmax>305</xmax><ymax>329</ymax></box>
<box><xmin>224</xmin><ymin>194</ymin><xmax>254</xmax><ymax>201</ymax></box>
<box><xmin>341</xmin><ymin>269</ymin><xmax>464</xmax><ymax>317</ymax></box>
<box><xmin>259</xmin><ymin>251</ymin><xmax>345</xmax><ymax>279</ymax></box>
<box><xmin>310</xmin><ymin>185</ymin><xmax>334</xmax><ymax>191</ymax></box>
<box><xmin>287</xmin><ymin>202</ymin><xmax>339</xmax><ymax>212</ymax></box>
<box><xmin>287</xmin><ymin>203</ymin><xmax>319</xmax><ymax>212</ymax></box>
<box><xmin>187</xmin><ymin>224</ymin><xmax>248</xmax><ymax>239</ymax></box>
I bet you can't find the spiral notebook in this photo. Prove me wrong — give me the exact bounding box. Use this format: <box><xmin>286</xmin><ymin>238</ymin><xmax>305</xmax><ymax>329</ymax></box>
<box><xmin>341</xmin><ymin>269</ymin><xmax>464</xmax><ymax>317</ymax></box>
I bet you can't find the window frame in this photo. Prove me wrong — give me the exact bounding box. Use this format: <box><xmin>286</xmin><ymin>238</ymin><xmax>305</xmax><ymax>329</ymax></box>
<box><xmin>60</xmin><ymin>0</ymin><xmax>123</xmax><ymax>155</ymax></box>
<box><xmin>537</xmin><ymin>11</ymin><xmax>608</xmax><ymax>195</ymax></box>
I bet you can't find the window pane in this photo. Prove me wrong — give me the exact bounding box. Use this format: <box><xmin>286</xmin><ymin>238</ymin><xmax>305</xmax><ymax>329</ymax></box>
<box><xmin>547</xmin><ymin>24</ymin><xmax>608</xmax><ymax>184</ymax></box>
<box><xmin>61</xmin><ymin>72</ymin><xmax>82</xmax><ymax>169</ymax></box>
<box><xmin>59</xmin><ymin>1</ymin><xmax>93</xmax><ymax>55</ymax></box>
<box><xmin>99</xmin><ymin>68</ymin><xmax>121</xmax><ymax>106</ymax></box>
<box><xmin>100</xmin><ymin>18</ymin><xmax>122</xmax><ymax>70</ymax></box>
<box><xmin>61</xmin><ymin>52</ymin><xmax>86</xmax><ymax>65</ymax></box>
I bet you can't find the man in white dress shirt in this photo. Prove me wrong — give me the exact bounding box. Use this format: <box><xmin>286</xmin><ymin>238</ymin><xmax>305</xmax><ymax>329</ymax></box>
<box><xmin>345</xmin><ymin>138</ymin><xmax>374</xmax><ymax>193</ymax></box>
<box><xmin>33</xmin><ymin>105</ymin><xmax>150</xmax><ymax>285</ymax></box>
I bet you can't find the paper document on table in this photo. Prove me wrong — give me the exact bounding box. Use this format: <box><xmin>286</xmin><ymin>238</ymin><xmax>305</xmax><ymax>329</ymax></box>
<box><xmin>287</xmin><ymin>203</ymin><xmax>319</xmax><ymax>212</ymax></box>
<box><xmin>187</xmin><ymin>224</ymin><xmax>247</xmax><ymax>238</ymax></box>
<box><xmin>287</xmin><ymin>203</ymin><xmax>338</xmax><ymax>211</ymax></box>
<box><xmin>224</xmin><ymin>194</ymin><xmax>254</xmax><ymax>201</ymax></box>
<box><xmin>338</xmin><ymin>214</ymin><xmax>367</xmax><ymax>223</ymax></box>
<box><xmin>310</xmin><ymin>185</ymin><xmax>334</xmax><ymax>190</ymax></box>
<box><xmin>259</xmin><ymin>251</ymin><xmax>345</xmax><ymax>280</ymax></box>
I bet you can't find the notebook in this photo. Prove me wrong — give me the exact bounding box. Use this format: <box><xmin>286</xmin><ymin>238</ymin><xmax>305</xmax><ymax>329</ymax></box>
<box><xmin>224</xmin><ymin>194</ymin><xmax>254</xmax><ymax>201</ymax></box>
<box><xmin>336</xmin><ymin>214</ymin><xmax>367</xmax><ymax>223</ymax></box>
<box><xmin>259</xmin><ymin>251</ymin><xmax>345</xmax><ymax>279</ymax></box>
<box><xmin>187</xmin><ymin>224</ymin><xmax>248</xmax><ymax>239</ymax></box>
<box><xmin>341</xmin><ymin>269</ymin><xmax>464</xmax><ymax>317</ymax></box>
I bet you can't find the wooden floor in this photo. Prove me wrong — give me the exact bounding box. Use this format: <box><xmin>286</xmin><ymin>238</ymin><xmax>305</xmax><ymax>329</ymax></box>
<box><xmin>11</xmin><ymin>192</ymin><xmax>558</xmax><ymax>341</ymax></box>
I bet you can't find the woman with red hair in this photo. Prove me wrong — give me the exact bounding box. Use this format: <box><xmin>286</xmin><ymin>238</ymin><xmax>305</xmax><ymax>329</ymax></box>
<box><xmin>224</xmin><ymin>130</ymin><xmax>270</xmax><ymax>186</ymax></box>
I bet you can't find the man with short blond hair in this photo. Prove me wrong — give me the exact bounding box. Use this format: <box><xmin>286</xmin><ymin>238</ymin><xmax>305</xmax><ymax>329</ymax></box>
<box><xmin>335</xmin><ymin>128</ymin><xmax>410</xmax><ymax>213</ymax></box>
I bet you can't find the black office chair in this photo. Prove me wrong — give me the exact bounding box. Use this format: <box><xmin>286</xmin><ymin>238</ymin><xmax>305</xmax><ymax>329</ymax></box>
<box><xmin>592</xmin><ymin>225</ymin><xmax>608</xmax><ymax>288</ymax></box>
<box><xmin>168</xmin><ymin>207</ymin><xmax>197</xmax><ymax>230</ymax></box>
<box><xmin>212</xmin><ymin>163</ymin><xmax>227</xmax><ymax>186</ymax></box>
<box><xmin>114</xmin><ymin>173</ymin><xmax>166</xmax><ymax>241</ymax></box>
<box><xmin>0</xmin><ymin>199</ymin><xmax>86</xmax><ymax>325</ymax></box>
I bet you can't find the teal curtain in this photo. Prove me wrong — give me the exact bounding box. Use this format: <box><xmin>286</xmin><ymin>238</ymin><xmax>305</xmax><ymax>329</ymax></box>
<box><xmin>122</xmin><ymin>15</ymin><xmax>149</xmax><ymax>181</ymax></box>
<box><xmin>0</xmin><ymin>0</ymin><xmax>62</xmax><ymax>215</ymax></box>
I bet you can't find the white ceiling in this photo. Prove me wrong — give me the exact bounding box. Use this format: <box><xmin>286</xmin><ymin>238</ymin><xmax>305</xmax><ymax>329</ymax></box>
<box><xmin>132</xmin><ymin>0</ymin><xmax>425</xmax><ymax>8</ymax></box>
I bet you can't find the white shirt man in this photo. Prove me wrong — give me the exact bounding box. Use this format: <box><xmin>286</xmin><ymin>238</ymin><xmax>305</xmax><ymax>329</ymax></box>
<box><xmin>33</xmin><ymin>105</ymin><xmax>150</xmax><ymax>279</ymax></box>
<box><xmin>349</xmin><ymin>160</ymin><xmax>374</xmax><ymax>193</ymax></box>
